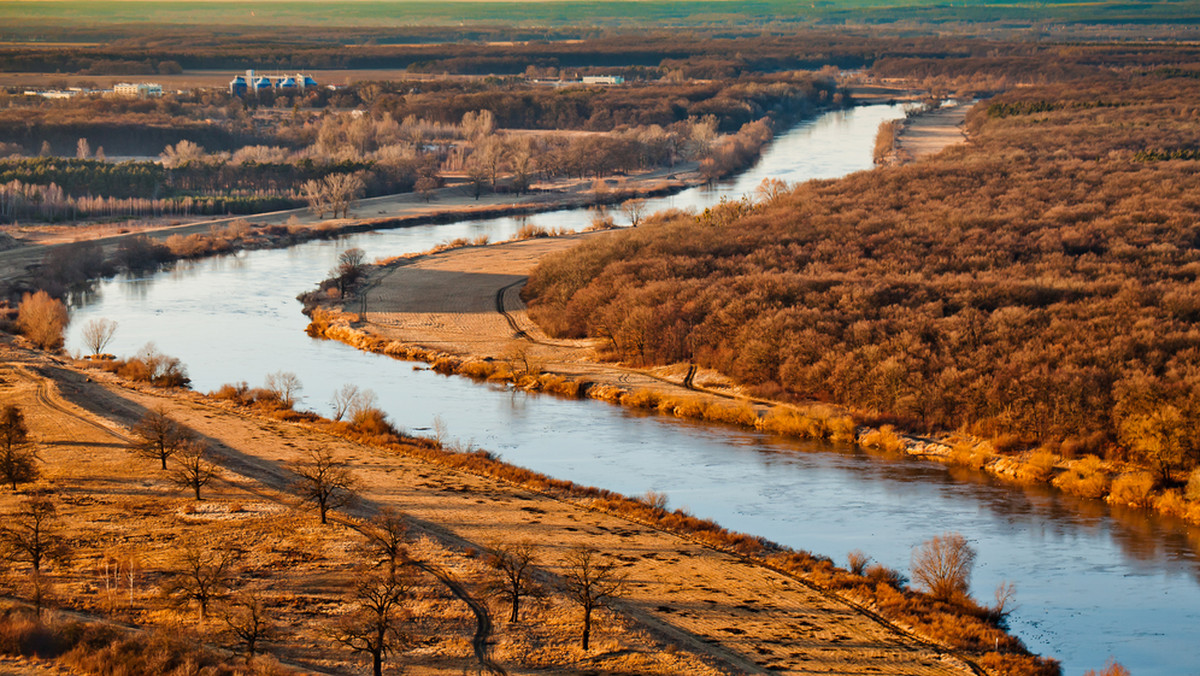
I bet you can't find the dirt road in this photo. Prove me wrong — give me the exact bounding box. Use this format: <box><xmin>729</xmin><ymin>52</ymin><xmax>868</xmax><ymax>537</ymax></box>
<box><xmin>0</xmin><ymin>339</ymin><xmax>972</xmax><ymax>674</ymax></box>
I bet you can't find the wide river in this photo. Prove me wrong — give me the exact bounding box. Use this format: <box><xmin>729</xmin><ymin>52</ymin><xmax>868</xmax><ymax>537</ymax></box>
<box><xmin>66</xmin><ymin>104</ymin><xmax>1200</xmax><ymax>675</ymax></box>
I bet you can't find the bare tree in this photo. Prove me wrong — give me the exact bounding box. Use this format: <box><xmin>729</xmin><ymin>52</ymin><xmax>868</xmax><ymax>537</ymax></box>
<box><xmin>159</xmin><ymin>139</ymin><xmax>205</xmax><ymax>168</ymax></box>
<box><xmin>131</xmin><ymin>406</ymin><xmax>191</xmax><ymax>470</ymax></box>
<box><xmin>302</xmin><ymin>178</ymin><xmax>329</xmax><ymax>219</ymax></box>
<box><xmin>620</xmin><ymin>198</ymin><xmax>647</xmax><ymax>227</ymax></box>
<box><xmin>324</xmin><ymin>172</ymin><xmax>366</xmax><ymax>218</ymax></box>
<box><xmin>331</xmin><ymin>384</ymin><xmax>378</xmax><ymax>423</ymax></box>
<box><xmin>165</xmin><ymin>540</ymin><xmax>236</xmax><ymax>624</ymax></box>
<box><xmin>16</xmin><ymin>290</ymin><xmax>69</xmax><ymax>351</ymax></box>
<box><xmin>264</xmin><ymin>370</ymin><xmax>303</xmax><ymax>409</ymax></box>
<box><xmin>293</xmin><ymin>447</ymin><xmax>358</xmax><ymax>524</ymax></box>
<box><xmin>334</xmin><ymin>570</ymin><xmax>414</xmax><ymax>676</ymax></box>
<box><xmin>562</xmin><ymin>546</ymin><xmax>626</xmax><ymax>650</ymax></box>
<box><xmin>0</xmin><ymin>493</ymin><xmax>69</xmax><ymax>573</ymax></box>
<box><xmin>76</xmin><ymin>137</ymin><xmax>90</xmax><ymax>159</ymax></box>
<box><xmin>173</xmin><ymin>440</ymin><xmax>218</xmax><ymax>501</ymax></box>
<box><xmin>222</xmin><ymin>591</ymin><xmax>274</xmax><ymax>662</ymax></box>
<box><xmin>911</xmin><ymin>532</ymin><xmax>976</xmax><ymax>602</ymax></box>
<box><xmin>332</xmin><ymin>247</ymin><xmax>367</xmax><ymax>295</ymax></box>
<box><xmin>460</xmin><ymin>109</ymin><xmax>495</xmax><ymax>143</ymax></box>
<box><xmin>81</xmin><ymin>317</ymin><xmax>118</xmax><ymax>356</ymax></box>
<box><xmin>330</xmin><ymin>383</ymin><xmax>360</xmax><ymax>421</ymax></box>
<box><xmin>754</xmin><ymin>177</ymin><xmax>789</xmax><ymax>204</ymax></box>
<box><xmin>0</xmin><ymin>405</ymin><xmax>38</xmax><ymax>490</ymax></box>
<box><xmin>352</xmin><ymin>508</ymin><xmax>408</xmax><ymax>578</ymax></box>
<box><xmin>484</xmin><ymin>541</ymin><xmax>542</xmax><ymax>622</ymax></box>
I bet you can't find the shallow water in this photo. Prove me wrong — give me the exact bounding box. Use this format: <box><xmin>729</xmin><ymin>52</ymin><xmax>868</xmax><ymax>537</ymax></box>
<box><xmin>66</xmin><ymin>105</ymin><xmax>1200</xmax><ymax>675</ymax></box>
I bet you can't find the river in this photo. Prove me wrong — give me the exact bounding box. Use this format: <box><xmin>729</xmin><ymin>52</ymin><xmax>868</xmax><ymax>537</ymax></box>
<box><xmin>65</xmin><ymin>104</ymin><xmax>1200</xmax><ymax>675</ymax></box>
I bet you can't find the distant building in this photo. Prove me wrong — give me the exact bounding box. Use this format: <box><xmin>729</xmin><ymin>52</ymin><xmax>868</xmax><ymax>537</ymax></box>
<box><xmin>229</xmin><ymin>75</ymin><xmax>247</xmax><ymax>96</ymax></box>
<box><xmin>230</xmin><ymin>69</ymin><xmax>317</xmax><ymax>95</ymax></box>
<box><xmin>581</xmin><ymin>75</ymin><xmax>625</xmax><ymax>85</ymax></box>
<box><xmin>113</xmin><ymin>82</ymin><xmax>163</xmax><ymax>98</ymax></box>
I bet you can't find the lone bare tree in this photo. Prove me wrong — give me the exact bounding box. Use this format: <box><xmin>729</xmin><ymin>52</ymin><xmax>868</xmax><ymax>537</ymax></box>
<box><xmin>331</xmin><ymin>247</ymin><xmax>367</xmax><ymax>296</ymax></box>
<box><xmin>620</xmin><ymin>198</ymin><xmax>647</xmax><ymax>227</ymax></box>
<box><xmin>1</xmin><ymin>493</ymin><xmax>70</xmax><ymax>616</ymax></box>
<box><xmin>334</xmin><ymin>570</ymin><xmax>414</xmax><ymax>676</ymax></box>
<box><xmin>222</xmin><ymin>591</ymin><xmax>274</xmax><ymax>662</ymax></box>
<box><xmin>293</xmin><ymin>447</ymin><xmax>358</xmax><ymax>524</ymax></box>
<box><xmin>330</xmin><ymin>383</ymin><xmax>367</xmax><ymax>422</ymax></box>
<box><xmin>911</xmin><ymin>532</ymin><xmax>976</xmax><ymax>602</ymax></box>
<box><xmin>172</xmin><ymin>440</ymin><xmax>218</xmax><ymax>500</ymax></box>
<box><xmin>81</xmin><ymin>318</ymin><xmax>118</xmax><ymax>356</ymax></box>
<box><xmin>1</xmin><ymin>493</ymin><xmax>69</xmax><ymax>573</ymax></box>
<box><xmin>165</xmin><ymin>540</ymin><xmax>236</xmax><ymax>624</ymax></box>
<box><xmin>264</xmin><ymin>370</ymin><xmax>303</xmax><ymax>409</ymax></box>
<box><xmin>0</xmin><ymin>405</ymin><xmax>38</xmax><ymax>490</ymax></box>
<box><xmin>484</xmin><ymin>541</ymin><xmax>542</xmax><ymax>623</ymax></box>
<box><xmin>16</xmin><ymin>290</ymin><xmax>69</xmax><ymax>351</ymax></box>
<box><xmin>353</xmin><ymin>508</ymin><xmax>409</xmax><ymax>578</ymax></box>
<box><xmin>132</xmin><ymin>406</ymin><xmax>190</xmax><ymax>470</ymax></box>
<box><xmin>562</xmin><ymin>546</ymin><xmax>626</xmax><ymax>650</ymax></box>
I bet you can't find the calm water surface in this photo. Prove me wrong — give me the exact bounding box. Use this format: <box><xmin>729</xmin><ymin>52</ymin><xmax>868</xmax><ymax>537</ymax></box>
<box><xmin>67</xmin><ymin>105</ymin><xmax>1200</xmax><ymax>675</ymax></box>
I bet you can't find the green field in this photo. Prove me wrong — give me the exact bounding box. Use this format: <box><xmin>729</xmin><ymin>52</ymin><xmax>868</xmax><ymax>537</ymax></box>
<box><xmin>3</xmin><ymin>0</ymin><xmax>1200</xmax><ymax>28</ymax></box>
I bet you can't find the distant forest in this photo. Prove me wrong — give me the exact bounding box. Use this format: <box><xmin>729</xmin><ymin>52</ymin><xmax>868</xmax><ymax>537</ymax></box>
<box><xmin>524</xmin><ymin>53</ymin><xmax>1200</xmax><ymax>478</ymax></box>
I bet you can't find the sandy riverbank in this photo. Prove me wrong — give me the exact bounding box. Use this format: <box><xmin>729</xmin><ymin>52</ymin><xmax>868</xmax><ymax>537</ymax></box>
<box><xmin>885</xmin><ymin>101</ymin><xmax>971</xmax><ymax>165</ymax></box>
<box><xmin>0</xmin><ymin>337</ymin><xmax>977</xmax><ymax>675</ymax></box>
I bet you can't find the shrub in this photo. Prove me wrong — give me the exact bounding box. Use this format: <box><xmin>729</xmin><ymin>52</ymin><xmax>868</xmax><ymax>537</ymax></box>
<box><xmin>16</xmin><ymin>290</ymin><xmax>69</xmax><ymax>351</ymax></box>
<box><xmin>860</xmin><ymin>425</ymin><xmax>907</xmax><ymax>454</ymax></box>
<box><xmin>1107</xmin><ymin>472</ymin><xmax>1156</xmax><ymax>508</ymax></box>
<box><xmin>1015</xmin><ymin>449</ymin><xmax>1059</xmax><ymax>483</ymax></box>
<box><xmin>1186</xmin><ymin>467</ymin><xmax>1200</xmax><ymax>502</ymax></box>
<box><xmin>1052</xmin><ymin>455</ymin><xmax>1111</xmax><ymax>499</ymax></box>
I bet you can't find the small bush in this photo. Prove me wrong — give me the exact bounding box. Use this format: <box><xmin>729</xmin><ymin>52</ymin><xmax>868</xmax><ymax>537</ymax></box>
<box><xmin>1052</xmin><ymin>455</ymin><xmax>1111</xmax><ymax>499</ymax></box>
<box><xmin>1107</xmin><ymin>472</ymin><xmax>1156</xmax><ymax>508</ymax></box>
<box><xmin>859</xmin><ymin>425</ymin><xmax>907</xmax><ymax>453</ymax></box>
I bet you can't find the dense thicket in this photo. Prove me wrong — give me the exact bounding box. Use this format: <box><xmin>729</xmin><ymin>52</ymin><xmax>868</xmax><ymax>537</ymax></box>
<box><xmin>524</xmin><ymin>71</ymin><xmax>1200</xmax><ymax>474</ymax></box>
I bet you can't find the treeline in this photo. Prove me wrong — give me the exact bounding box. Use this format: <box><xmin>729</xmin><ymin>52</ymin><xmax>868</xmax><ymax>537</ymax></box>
<box><xmin>371</xmin><ymin>76</ymin><xmax>838</xmax><ymax>132</ymax></box>
<box><xmin>523</xmin><ymin>72</ymin><xmax>1200</xmax><ymax>482</ymax></box>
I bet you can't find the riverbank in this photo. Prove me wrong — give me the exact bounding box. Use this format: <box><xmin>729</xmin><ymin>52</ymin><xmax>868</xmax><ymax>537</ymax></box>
<box><xmin>875</xmin><ymin>100</ymin><xmax>970</xmax><ymax>166</ymax></box>
<box><xmin>307</xmin><ymin>227</ymin><xmax>1200</xmax><ymax>535</ymax></box>
<box><xmin>0</xmin><ymin>164</ymin><xmax>697</xmax><ymax>298</ymax></box>
<box><xmin>0</xmin><ymin>335</ymin><xmax>1032</xmax><ymax>675</ymax></box>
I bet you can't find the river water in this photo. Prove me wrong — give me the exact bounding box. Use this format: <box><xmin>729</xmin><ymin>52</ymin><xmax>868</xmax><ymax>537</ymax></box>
<box><xmin>65</xmin><ymin>104</ymin><xmax>1200</xmax><ymax>675</ymax></box>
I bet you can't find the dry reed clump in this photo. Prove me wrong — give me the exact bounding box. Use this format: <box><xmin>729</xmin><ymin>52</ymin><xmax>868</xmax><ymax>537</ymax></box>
<box><xmin>1013</xmin><ymin>449</ymin><xmax>1059</xmax><ymax>484</ymax></box>
<box><xmin>948</xmin><ymin>438</ymin><xmax>996</xmax><ymax>470</ymax></box>
<box><xmin>701</xmin><ymin>401</ymin><xmax>758</xmax><ymax>426</ymax></box>
<box><xmin>978</xmin><ymin>651</ymin><xmax>1063</xmax><ymax>676</ymax></box>
<box><xmin>1107</xmin><ymin>472</ymin><xmax>1156</xmax><ymax>508</ymax></box>
<box><xmin>0</xmin><ymin>609</ymin><xmax>288</xmax><ymax>675</ymax></box>
<box><xmin>620</xmin><ymin>388</ymin><xmax>660</xmax><ymax>410</ymax></box>
<box><xmin>858</xmin><ymin>425</ymin><xmax>907</xmax><ymax>453</ymax></box>
<box><xmin>757</xmin><ymin>406</ymin><xmax>853</xmax><ymax>441</ymax></box>
<box><xmin>1051</xmin><ymin>455</ymin><xmax>1111</xmax><ymax>499</ymax></box>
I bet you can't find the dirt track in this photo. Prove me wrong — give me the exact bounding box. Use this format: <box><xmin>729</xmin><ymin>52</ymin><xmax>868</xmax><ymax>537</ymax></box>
<box><xmin>0</xmin><ymin>338</ymin><xmax>972</xmax><ymax>675</ymax></box>
<box><xmin>893</xmin><ymin>102</ymin><xmax>970</xmax><ymax>161</ymax></box>
<box><xmin>357</xmin><ymin>233</ymin><xmax>749</xmax><ymax>400</ymax></box>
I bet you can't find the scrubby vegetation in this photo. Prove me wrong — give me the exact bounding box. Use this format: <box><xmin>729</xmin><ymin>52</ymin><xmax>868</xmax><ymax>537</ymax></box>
<box><xmin>523</xmin><ymin>58</ymin><xmax>1200</xmax><ymax>520</ymax></box>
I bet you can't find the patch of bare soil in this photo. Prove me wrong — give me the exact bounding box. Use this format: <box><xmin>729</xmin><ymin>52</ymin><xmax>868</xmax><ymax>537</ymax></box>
<box><xmin>355</xmin><ymin>233</ymin><xmax>748</xmax><ymax>401</ymax></box>
<box><xmin>0</xmin><ymin>338</ymin><xmax>970</xmax><ymax>675</ymax></box>
<box><xmin>893</xmin><ymin>102</ymin><xmax>970</xmax><ymax>161</ymax></box>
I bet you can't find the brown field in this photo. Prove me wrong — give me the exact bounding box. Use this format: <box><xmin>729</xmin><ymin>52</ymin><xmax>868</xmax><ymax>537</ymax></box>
<box><xmin>0</xmin><ymin>336</ymin><xmax>973</xmax><ymax>674</ymax></box>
